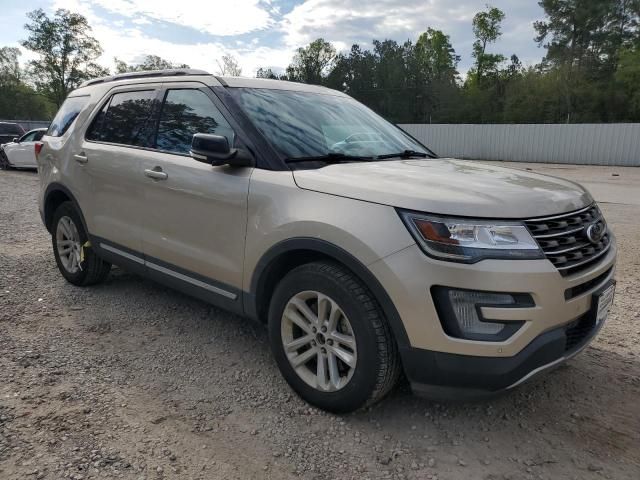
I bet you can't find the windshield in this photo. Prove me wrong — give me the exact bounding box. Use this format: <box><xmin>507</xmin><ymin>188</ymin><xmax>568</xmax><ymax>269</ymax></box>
<box><xmin>228</xmin><ymin>88</ymin><xmax>430</xmax><ymax>161</ymax></box>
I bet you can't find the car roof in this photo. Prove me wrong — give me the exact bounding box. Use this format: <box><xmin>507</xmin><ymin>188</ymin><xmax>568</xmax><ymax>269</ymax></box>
<box><xmin>216</xmin><ymin>76</ymin><xmax>348</xmax><ymax>97</ymax></box>
<box><xmin>76</xmin><ymin>69</ymin><xmax>347</xmax><ymax>97</ymax></box>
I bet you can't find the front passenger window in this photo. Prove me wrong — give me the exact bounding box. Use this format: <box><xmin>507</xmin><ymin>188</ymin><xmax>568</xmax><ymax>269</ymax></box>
<box><xmin>155</xmin><ymin>89</ymin><xmax>234</xmax><ymax>155</ymax></box>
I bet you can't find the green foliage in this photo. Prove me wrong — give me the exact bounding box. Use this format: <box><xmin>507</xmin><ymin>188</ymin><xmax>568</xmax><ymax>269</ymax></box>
<box><xmin>286</xmin><ymin>38</ymin><xmax>336</xmax><ymax>84</ymax></box>
<box><xmin>616</xmin><ymin>46</ymin><xmax>640</xmax><ymax>118</ymax></box>
<box><xmin>21</xmin><ymin>9</ymin><xmax>108</xmax><ymax>107</ymax></box>
<box><xmin>470</xmin><ymin>5</ymin><xmax>507</xmax><ymax>83</ymax></box>
<box><xmin>114</xmin><ymin>55</ymin><xmax>190</xmax><ymax>73</ymax></box>
<box><xmin>0</xmin><ymin>46</ymin><xmax>56</xmax><ymax>120</ymax></box>
<box><xmin>257</xmin><ymin>1</ymin><xmax>639</xmax><ymax>124</ymax></box>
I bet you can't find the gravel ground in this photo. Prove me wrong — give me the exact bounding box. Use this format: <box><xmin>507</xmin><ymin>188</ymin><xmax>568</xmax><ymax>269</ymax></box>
<box><xmin>1</xmin><ymin>165</ymin><xmax>639</xmax><ymax>480</ymax></box>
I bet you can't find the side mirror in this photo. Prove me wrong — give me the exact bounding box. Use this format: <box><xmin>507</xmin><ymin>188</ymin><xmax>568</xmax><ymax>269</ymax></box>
<box><xmin>190</xmin><ymin>133</ymin><xmax>254</xmax><ymax>167</ymax></box>
<box><xmin>12</xmin><ymin>137</ymin><xmax>18</xmax><ymax>143</ymax></box>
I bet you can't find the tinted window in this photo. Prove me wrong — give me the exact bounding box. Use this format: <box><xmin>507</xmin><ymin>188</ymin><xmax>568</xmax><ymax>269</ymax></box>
<box><xmin>47</xmin><ymin>96</ymin><xmax>89</xmax><ymax>137</ymax></box>
<box><xmin>87</xmin><ymin>90</ymin><xmax>156</xmax><ymax>146</ymax></box>
<box><xmin>155</xmin><ymin>89</ymin><xmax>234</xmax><ymax>154</ymax></box>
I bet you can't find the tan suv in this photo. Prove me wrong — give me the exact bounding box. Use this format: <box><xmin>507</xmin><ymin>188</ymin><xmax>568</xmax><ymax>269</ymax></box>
<box><xmin>36</xmin><ymin>70</ymin><xmax>617</xmax><ymax>412</ymax></box>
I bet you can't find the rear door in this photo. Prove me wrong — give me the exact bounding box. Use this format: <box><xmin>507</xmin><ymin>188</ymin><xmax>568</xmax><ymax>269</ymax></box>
<box><xmin>139</xmin><ymin>82</ymin><xmax>252</xmax><ymax>304</ymax></box>
<box><xmin>79</xmin><ymin>85</ymin><xmax>162</xmax><ymax>257</ymax></box>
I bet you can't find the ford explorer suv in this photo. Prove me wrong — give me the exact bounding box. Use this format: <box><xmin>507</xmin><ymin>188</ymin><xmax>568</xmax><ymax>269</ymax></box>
<box><xmin>36</xmin><ymin>69</ymin><xmax>616</xmax><ymax>413</ymax></box>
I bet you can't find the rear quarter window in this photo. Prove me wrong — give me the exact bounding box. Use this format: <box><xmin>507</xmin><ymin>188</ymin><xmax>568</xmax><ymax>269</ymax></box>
<box><xmin>47</xmin><ymin>96</ymin><xmax>90</xmax><ymax>137</ymax></box>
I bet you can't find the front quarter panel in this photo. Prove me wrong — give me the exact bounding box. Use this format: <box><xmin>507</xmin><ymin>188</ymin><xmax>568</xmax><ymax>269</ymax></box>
<box><xmin>243</xmin><ymin>169</ymin><xmax>415</xmax><ymax>292</ymax></box>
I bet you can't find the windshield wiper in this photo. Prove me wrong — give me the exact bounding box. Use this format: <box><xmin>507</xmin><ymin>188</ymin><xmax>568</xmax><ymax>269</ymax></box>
<box><xmin>375</xmin><ymin>149</ymin><xmax>430</xmax><ymax>160</ymax></box>
<box><xmin>285</xmin><ymin>152</ymin><xmax>374</xmax><ymax>164</ymax></box>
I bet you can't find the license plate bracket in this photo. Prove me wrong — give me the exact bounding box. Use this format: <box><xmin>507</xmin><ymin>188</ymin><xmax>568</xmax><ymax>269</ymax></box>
<box><xmin>593</xmin><ymin>281</ymin><xmax>616</xmax><ymax>326</ymax></box>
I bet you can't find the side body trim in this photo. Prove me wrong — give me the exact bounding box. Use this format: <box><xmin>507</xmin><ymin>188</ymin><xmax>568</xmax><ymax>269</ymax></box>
<box><xmin>91</xmin><ymin>236</ymin><xmax>242</xmax><ymax>313</ymax></box>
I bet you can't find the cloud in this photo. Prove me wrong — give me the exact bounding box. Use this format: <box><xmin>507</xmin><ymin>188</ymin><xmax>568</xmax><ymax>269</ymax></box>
<box><xmin>48</xmin><ymin>0</ymin><xmax>292</xmax><ymax>75</ymax></box>
<box><xmin>281</xmin><ymin>0</ymin><xmax>544</xmax><ymax>72</ymax></box>
<box><xmin>82</xmin><ymin>0</ymin><xmax>273</xmax><ymax>36</ymax></box>
<box><xmin>38</xmin><ymin>0</ymin><xmax>544</xmax><ymax>76</ymax></box>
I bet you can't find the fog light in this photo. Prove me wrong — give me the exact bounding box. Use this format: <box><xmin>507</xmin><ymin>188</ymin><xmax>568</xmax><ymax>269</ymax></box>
<box><xmin>448</xmin><ymin>290</ymin><xmax>514</xmax><ymax>335</ymax></box>
<box><xmin>432</xmin><ymin>287</ymin><xmax>531</xmax><ymax>341</ymax></box>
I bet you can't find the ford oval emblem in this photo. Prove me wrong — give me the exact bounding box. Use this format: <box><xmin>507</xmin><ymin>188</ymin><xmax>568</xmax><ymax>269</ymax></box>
<box><xmin>586</xmin><ymin>221</ymin><xmax>606</xmax><ymax>244</ymax></box>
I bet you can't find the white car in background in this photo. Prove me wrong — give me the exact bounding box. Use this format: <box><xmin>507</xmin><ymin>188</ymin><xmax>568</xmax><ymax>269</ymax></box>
<box><xmin>0</xmin><ymin>128</ymin><xmax>47</xmax><ymax>170</ymax></box>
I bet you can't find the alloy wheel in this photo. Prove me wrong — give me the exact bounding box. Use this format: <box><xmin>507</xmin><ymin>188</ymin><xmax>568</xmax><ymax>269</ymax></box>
<box><xmin>56</xmin><ymin>216</ymin><xmax>82</xmax><ymax>274</ymax></box>
<box><xmin>281</xmin><ymin>290</ymin><xmax>357</xmax><ymax>392</ymax></box>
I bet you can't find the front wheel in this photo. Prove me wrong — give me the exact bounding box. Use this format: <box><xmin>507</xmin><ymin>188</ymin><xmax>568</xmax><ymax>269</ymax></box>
<box><xmin>268</xmin><ymin>262</ymin><xmax>401</xmax><ymax>413</ymax></box>
<box><xmin>0</xmin><ymin>150</ymin><xmax>12</xmax><ymax>170</ymax></box>
<box><xmin>51</xmin><ymin>201</ymin><xmax>111</xmax><ymax>286</ymax></box>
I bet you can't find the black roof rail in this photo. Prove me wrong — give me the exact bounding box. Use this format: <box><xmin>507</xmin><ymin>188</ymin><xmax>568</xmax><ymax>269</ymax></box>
<box><xmin>79</xmin><ymin>69</ymin><xmax>211</xmax><ymax>88</ymax></box>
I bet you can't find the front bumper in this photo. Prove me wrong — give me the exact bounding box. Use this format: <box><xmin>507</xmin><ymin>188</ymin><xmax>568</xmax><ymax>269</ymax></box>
<box><xmin>403</xmin><ymin>290</ymin><xmax>609</xmax><ymax>398</ymax></box>
<box><xmin>367</xmin><ymin>234</ymin><xmax>616</xmax><ymax>396</ymax></box>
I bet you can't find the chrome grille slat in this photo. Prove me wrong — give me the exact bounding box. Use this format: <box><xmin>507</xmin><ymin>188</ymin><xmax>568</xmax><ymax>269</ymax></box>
<box><xmin>530</xmin><ymin>226</ymin><xmax>587</xmax><ymax>239</ymax></box>
<box><xmin>525</xmin><ymin>205</ymin><xmax>610</xmax><ymax>276</ymax></box>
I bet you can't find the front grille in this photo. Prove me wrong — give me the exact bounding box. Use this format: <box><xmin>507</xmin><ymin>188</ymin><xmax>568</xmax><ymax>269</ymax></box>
<box><xmin>564</xmin><ymin>267</ymin><xmax>613</xmax><ymax>300</ymax></box>
<box><xmin>564</xmin><ymin>313</ymin><xmax>596</xmax><ymax>351</ymax></box>
<box><xmin>525</xmin><ymin>205</ymin><xmax>611</xmax><ymax>276</ymax></box>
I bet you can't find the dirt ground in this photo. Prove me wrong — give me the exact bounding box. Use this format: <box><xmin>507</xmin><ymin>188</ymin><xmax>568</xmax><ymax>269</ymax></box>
<box><xmin>1</xmin><ymin>162</ymin><xmax>639</xmax><ymax>480</ymax></box>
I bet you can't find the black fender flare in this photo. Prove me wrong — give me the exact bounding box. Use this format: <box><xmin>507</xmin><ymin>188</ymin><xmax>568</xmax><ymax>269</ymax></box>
<box><xmin>43</xmin><ymin>183</ymin><xmax>89</xmax><ymax>235</ymax></box>
<box><xmin>247</xmin><ymin>237</ymin><xmax>410</xmax><ymax>349</ymax></box>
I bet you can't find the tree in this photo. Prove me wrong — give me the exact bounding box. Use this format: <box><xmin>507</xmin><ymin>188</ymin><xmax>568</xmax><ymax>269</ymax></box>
<box><xmin>256</xmin><ymin>67</ymin><xmax>285</xmax><ymax>80</ymax></box>
<box><xmin>414</xmin><ymin>28</ymin><xmax>460</xmax><ymax>83</ymax></box>
<box><xmin>534</xmin><ymin>0</ymin><xmax>640</xmax><ymax>121</ymax></box>
<box><xmin>286</xmin><ymin>38</ymin><xmax>336</xmax><ymax>84</ymax></box>
<box><xmin>0</xmin><ymin>46</ymin><xmax>56</xmax><ymax>120</ymax></box>
<box><xmin>216</xmin><ymin>54</ymin><xmax>242</xmax><ymax>76</ymax></box>
<box><xmin>615</xmin><ymin>46</ymin><xmax>640</xmax><ymax>119</ymax></box>
<box><xmin>114</xmin><ymin>55</ymin><xmax>189</xmax><ymax>73</ymax></box>
<box><xmin>21</xmin><ymin>9</ymin><xmax>108</xmax><ymax>107</ymax></box>
<box><xmin>0</xmin><ymin>47</ymin><xmax>21</xmax><ymax>85</ymax></box>
<box><xmin>471</xmin><ymin>5</ymin><xmax>507</xmax><ymax>82</ymax></box>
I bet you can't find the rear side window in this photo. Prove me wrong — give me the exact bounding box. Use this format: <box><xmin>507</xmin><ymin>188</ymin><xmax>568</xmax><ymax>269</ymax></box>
<box><xmin>155</xmin><ymin>89</ymin><xmax>234</xmax><ymax>154</ymax></box>
<box><xmin>47</xmin><ymin>96</ymin><xmax>89</xmax><ymax>137</ymax></box>
<box><xmin>86</xmin><ymin>90</ymin><xmax>156</xmax><ymax>147</ymax></box>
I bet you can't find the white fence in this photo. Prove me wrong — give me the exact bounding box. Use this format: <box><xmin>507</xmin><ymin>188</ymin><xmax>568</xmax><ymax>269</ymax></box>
<box><xmin>399</xmin><ymin>124</ymin><xmax>640</xmax><ymax>167</ymax></box>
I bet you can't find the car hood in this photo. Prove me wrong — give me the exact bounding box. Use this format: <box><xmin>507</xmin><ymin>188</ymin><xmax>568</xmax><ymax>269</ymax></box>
<box><xmin>292</xmin><ymin>158</ymin><xmax>593</xmax><ymax>218</ymax></box>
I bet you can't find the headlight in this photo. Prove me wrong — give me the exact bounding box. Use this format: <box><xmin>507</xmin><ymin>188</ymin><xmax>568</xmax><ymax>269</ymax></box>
<box><xmin>398</xmin><ymin>210</ymin><xmax>544</xmax><ymax>263</ymax></box>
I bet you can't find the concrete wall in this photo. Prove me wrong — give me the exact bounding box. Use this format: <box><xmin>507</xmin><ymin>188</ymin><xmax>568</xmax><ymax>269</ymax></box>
<box><xmin>399</xmin><ymin>123</ymin><xmax>640</xmax><ymax>167</ymax></box>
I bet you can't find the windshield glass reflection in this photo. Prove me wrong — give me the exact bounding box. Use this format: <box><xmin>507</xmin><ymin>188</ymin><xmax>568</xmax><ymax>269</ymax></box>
<box><xmin>229</xmin><ymin>88</ymin><xmax>428</xmax><ymax>160</ymax></box>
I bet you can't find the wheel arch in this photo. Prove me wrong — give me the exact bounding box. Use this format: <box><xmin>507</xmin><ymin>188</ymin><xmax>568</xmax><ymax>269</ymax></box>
<box><xmin>43</xmin><ymin>183</ymin><xmax>89</xmax><ymax>235</ymax></box>
<box><xmin>246</xmin><ymin>237</ymin><xmax>410</xmax><ymax>349</ymax></box>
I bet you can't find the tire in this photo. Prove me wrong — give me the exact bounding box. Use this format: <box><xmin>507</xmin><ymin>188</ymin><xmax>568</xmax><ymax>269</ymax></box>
<box><xmin>0</xmin><ymin>150</ymin><xmax>12</xmax><ymax>170</ymax></box>
<box><xmin>51</xmin><ymin>201</ymin><xmax>111</xmax><ymax>286</ymax></box>
<box><xmin>268</xmin><ymin>261</ymin><xmax>401</xmax><ymax>413</ymax></box>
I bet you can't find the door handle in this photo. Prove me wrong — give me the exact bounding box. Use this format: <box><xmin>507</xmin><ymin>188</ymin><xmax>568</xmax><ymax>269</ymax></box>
<box><xmin>73</xmin><ymin>154</ymin><xmax>88</xmax><ymax>164</ymax></box>
<box><xmin>144</xmin><ymin>168</ymin><xmax>168</xmax><ymax>180</ymax></box>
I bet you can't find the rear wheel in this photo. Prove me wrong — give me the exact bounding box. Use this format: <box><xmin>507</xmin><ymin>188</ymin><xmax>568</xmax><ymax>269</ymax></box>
<box><xmin>268</xmin><ymin>261</ymin><xmax>400</xmax><ymax>413</ymax></box>
<box><xmin>52</xmin><ymin>202</ymin><xmax>111</xmax><ymax>286</ymax></box>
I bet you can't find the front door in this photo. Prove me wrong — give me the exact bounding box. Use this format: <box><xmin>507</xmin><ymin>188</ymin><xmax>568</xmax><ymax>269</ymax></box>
<box><xmin>139</xmin><ymin>84</ymin><xmax>252</xmax><ymax>306</ymax></box>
